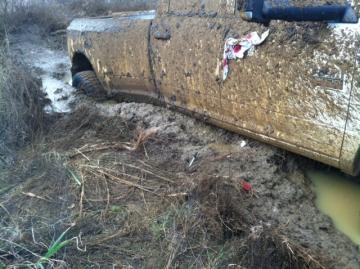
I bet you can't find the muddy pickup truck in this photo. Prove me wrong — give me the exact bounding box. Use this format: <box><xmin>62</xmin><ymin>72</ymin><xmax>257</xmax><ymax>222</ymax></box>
<box><xmin>67</xmin><ymin>0</ymin><xmax>360</xmax><ymax>175</ymax></box>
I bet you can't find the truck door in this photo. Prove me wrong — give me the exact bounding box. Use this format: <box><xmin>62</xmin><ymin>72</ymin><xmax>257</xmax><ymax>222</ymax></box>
<box><xmin>151</xmin><ymin>0</ymin><xmax>354</xmax><ymax>167</ymax></box>
<box><xmin>150</xmin><ymin>0</ymin><xmax>236</xmax><ymax>121</ymax></box>
<box><xmin>219</xmin><ymin>13</ymin><xmax>353</xmax><ymax>165</ymax></box>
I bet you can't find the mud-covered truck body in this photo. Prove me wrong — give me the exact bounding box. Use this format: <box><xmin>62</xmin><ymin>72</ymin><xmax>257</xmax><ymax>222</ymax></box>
<box><xmin>67</xmin><ymin>0</ymin><xmax>360</xmax><ymax>175</ymax></box>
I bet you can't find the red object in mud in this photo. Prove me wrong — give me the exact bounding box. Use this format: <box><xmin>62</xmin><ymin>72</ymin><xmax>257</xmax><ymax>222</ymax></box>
<box><xmin>241</xmin><ymin>180</ymin><xmax>252</xmax><ymax>192</ymax></box>
<box><xmin>233</xmin><ymin>44</ymin><xmax>242</xmax><ymax>53</ymax></box>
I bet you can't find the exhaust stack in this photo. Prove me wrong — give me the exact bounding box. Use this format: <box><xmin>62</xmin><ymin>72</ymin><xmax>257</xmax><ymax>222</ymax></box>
<box><xmin>240</xmin><ymin>0</ymin><xmax>358</xmax><ymax>23</ymax></box>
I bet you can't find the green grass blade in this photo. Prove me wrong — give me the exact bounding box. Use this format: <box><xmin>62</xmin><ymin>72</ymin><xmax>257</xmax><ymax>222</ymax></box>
<box><xmin>68</xmin><ymin>169</ymin><xmax>81</xmax><ymax>186</ymax></box>
<box><xmin>36</xmin><ymin>227</ymin><xmax>72</xmax><ymax>268</ymax></box>
<box><xmin>43</xmin><ymin>239</ymin><xmax>70</xmax><ymax>260</ymax></box>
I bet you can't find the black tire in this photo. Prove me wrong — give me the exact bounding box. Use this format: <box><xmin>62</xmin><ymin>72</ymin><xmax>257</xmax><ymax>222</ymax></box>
<box><xmin>72</xmin><ymin>71</ymin><xmax>104</xmax><ymax>96</ymax></box>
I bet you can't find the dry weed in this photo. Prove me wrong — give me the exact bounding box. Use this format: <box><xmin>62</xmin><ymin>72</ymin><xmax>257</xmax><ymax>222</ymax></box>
<box><xmin>0</xmin><ymin>48</ymin><xmax>47</xmax><ymax>164</ymax></box>
<box><xmin>246</xmin><ymin>227</ymin><xmax>328</xmax><ymax>269</ymax></box>
<box><xmin>4</xmin><ymin>0</ymin><xmax>157</xmax><ymax>36</ymax></box>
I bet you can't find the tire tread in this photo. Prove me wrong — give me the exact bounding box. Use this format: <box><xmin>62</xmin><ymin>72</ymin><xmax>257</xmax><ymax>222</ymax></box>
<box><xmin>72</xmin><ymin>71</ymin><xmax>104</xmax><ymax>96</ymax></box>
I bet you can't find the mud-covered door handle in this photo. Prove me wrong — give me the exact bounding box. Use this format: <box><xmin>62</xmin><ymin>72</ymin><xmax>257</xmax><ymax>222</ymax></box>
<box><xmin>153</xmin><ymin>29</ymin><xmax>171</xmax><ymax>40</ymax></box>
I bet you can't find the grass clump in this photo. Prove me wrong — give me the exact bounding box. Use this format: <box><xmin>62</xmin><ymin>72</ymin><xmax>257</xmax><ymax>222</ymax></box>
<box><xmin>4</xmin><ymin>0</ymin><xmax>157</xmax><ymax>36</ymax></box>
<box><xmin>5</xmin><ymin>1</ymin><xmax>68</xmax><ymax>35</ymax></box>
<box><xmin>0</xmin><ymin>1</ymin><xmax>48</xmax><ymax>163</ymax></box>
<box><xmin>0</xmin><ymin>49</ymin><xmax>47</xmax><ymax>164</ymax></box>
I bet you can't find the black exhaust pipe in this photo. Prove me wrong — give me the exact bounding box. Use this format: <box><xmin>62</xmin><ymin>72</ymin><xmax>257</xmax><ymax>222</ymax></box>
<box><xmin>241</xmin><ymin>0</ymin><xmax>358</xmax><ymax>24</ymax></box>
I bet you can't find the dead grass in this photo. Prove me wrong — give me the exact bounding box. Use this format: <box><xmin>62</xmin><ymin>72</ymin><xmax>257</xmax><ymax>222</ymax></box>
<box><xmin>0</xmin><ymin>48</ymin><xmax>48</xmax><ymax>166</ymax></box>
<box><xmin>0</xmin><ymin>105</ymin><xmax>330</xmax><ymax>268</ymax></box>
<box><xmin>67</xmin><ymin>0</ymin><xmax>157</xmax><ymax>17</ymax></box>
<box><xmin>5</xmin><ymin>0</ymin><xmax>157</xmax><ymax>36</ymax></box>
<box><xmin>246</xmin><ymin>228</ymin><xmax>327</xmax><ymax>269</ymax></box>
<box><xmin>6</xmin><ymin>2</ymin><xmax>68</xmax><ymax>35</ymax></box>
<box><xmin>0</xmin><ymin>16</ymin><xmax>51</xmax><ymax>262</ymax></box>
<box><xmin>0</xmin><ymin>1</ymin><xmax>8</xmax><ymax>46</ymax></box>
<box><xmin>0</xmin><ymin>150</ymin><xmax>75</xmax><ymax>268</ymax></box>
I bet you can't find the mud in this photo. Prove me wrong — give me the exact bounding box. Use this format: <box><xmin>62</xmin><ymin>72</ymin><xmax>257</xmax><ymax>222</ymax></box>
<box><xmin>3</xmin><ymin>24</ymin><xmax>360</xmax><ymax>269</ymax></box>
<box><xmin>67</xmin><ymin>1</ymin><xmax>360</xmax><ymax>175</ymax></box>
<box><xmin>10</xmin><ymin>25</ymin><xmax>75</xmax><ymax>113</ymax></box>
<box><xmin>308</xmin><ymin>170</ymin><xmax>360</xmax><ymax>245</ymax></box>
<box><xmin>93</xmin><ymin>101</ymin><xmax>360</xmax><ymax>268</ymax></box>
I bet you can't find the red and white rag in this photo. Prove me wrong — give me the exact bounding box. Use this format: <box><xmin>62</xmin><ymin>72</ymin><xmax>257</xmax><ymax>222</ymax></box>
<box><xmin>223</xmin><ymin>30</ymin><xmax>270</xmax><ymax>80</ymax></box>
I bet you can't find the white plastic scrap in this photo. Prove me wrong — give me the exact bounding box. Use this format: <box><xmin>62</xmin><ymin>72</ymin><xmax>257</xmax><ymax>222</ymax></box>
<box><xmin>240</xmin><ymin>140</ymin><xmax>247</xmax><ymax>148</ymax></box>
<box><xmin>222</xmin><ymin>30</ymin><xmax>270</xmax><ymax>80</ymax></box>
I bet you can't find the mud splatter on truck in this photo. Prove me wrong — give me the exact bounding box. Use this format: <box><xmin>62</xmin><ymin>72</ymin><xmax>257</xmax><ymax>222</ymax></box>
<box><xmin>67</xmin><ymin>0</ymin><xmax>360</xmax><ymax>176</ymax></box>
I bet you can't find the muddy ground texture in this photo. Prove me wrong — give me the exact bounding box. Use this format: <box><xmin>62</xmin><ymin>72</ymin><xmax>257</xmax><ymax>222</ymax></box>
<box><xmin>0</xmin><ymin>25</ymin><xmax>359</xmax><ymax>269</ymax></box>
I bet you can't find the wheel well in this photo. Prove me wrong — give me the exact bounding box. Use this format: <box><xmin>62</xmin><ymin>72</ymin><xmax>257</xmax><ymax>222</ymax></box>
<box><xmin>71</xmin><ymin>52</ymin><xmax>94</xmax><ymax>76</ymax></box>
<box><xmin>351</xmin><ymin>147</ymin><xmax>360</xmax><ymax>176</ymax></box>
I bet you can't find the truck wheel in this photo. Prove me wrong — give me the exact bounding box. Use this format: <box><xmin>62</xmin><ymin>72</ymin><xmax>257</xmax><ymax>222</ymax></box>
<box><xmin>72</xmin><ymin>71</ymin><xmax>104</xmax><ymax>96</ymax></box>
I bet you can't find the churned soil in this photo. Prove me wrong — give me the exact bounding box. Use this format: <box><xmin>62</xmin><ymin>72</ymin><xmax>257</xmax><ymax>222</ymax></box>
<box><xmin>1</xmin><ymin>18</ymin><xmax>359</xmax><ymax>269</ymax></box>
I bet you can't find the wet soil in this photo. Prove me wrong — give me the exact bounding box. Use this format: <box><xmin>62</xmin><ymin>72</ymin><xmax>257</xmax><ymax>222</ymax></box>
<box><xmin>1</xmin><ymin>26</ymin><xmax>359</xmax><ymax>268</ymax></box>
<box><xmin>10</xmin><ymin>25</ymin><xmax>75</xmax><ymax>113</ymax></box>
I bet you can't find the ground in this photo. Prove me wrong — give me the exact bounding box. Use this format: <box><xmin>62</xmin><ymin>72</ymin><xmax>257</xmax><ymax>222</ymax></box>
<box><xmin>0</xmin><ymin>15</ymin><xmax>360</xmax><ymax>269</ymax></box>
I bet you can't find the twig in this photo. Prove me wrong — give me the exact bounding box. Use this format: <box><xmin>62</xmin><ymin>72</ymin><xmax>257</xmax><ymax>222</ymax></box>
<box><xmin>143</xmin><ymin>144</ymin><xmax>149</xmax><ymax>159</ymax></box>
<box><xmin>0</xmin><ymin>238</ymin><xmax>43</xmax><ymax>259</ymax></box>
<box><xmin>76</xmin><ymin>149</ymin><xmax>90</xmax><ymax>162</ymax></box>
<box><xmin>85</xmin><ymin>194</ymin><xmax>127</xmax><ymax>202</ymax></box>
<box><xmin>136</xmin><ymin>160</ymin><xmax>154</xmax><ymax>169</ymax></box>
<box><xmin>278</xmin><ymin>234</ymin><xmax>325</xmax><ymax>269</ymax></box>
<box><xmin>133</xmin><ymin>127</ymin><xmax>160</xmax><ymax>149</ymax></box>
<box><xmin>165</xmin><ymin>234</ymin><xmax>181</xmax><ymax>269</ymax></box>
<box><xmin>79</xmin><ymin>173</ymin><xmax>85</xmax><ymax>217</ymax></box>
<box><xmin>167</xmin><ymin>192</ymin><xmax>188</xmax><ymax>197</ymax></box>
<box><xmin>88</xmin><ymin>229</ymin><xmax>129</xmax><ymax>245</ymax></box>
<box><xmin>87</xmin><ymin>167</ymin><xmax>149</xmax><ymax>183</ymax></box>
<box><xmin>70</xmin><ymin>127</ymin><xmax>160</xmax><ymax>158</ymax></box>
<box><xmin>140</xmin><ymin>190</ymin><xmax>149</xmax><ymax>212</ymax></box>
<box><xmin>103</xmin><ymin>176</ymin><xmax>110</xmax><ymax>216</ymax></box>
<box><xmin>85</xmin><ymin>163</ymin><xmax>174</xmax><ymax>183</ymax></box>
<box><xmin>22</xmin><ymin>192</ymin><xmax>49</xmax><ymax>202</ymax></box>
<box><xmin>89</xmin><ymin>169</ymin><xmax>158</xmax><ymax>196</ymax></box>
<box><xmin>69</xmin><ymin>142</ymin><xmax>134</xmax><ymax>158</ymax></box>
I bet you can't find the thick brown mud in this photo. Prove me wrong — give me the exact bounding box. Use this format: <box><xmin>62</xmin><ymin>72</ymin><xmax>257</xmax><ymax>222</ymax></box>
<box><xmin>1</xmin><ymin>25</ymin><xmax>359</xmax><ymax>268</ymax></box>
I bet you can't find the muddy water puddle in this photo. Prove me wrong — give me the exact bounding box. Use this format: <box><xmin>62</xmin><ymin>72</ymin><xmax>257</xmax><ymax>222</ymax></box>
<box><xmin>11</xmin><ymin>31</ymin><xmax>75</xmax><ymax>113</ymax></box>
<box><xmin>42</xmin><ymin>72</ymin><xmax>74</xmax><ymax>113</ymax></box>
<box><xmin>307</xmin><ymin>170</ymin><xmax>360</xmax><ymax>245</ymax></box>
<box><xmin>30</xmin><ymin>47</ymin><xmax>75</xmax><ymax>113</ymax></box>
